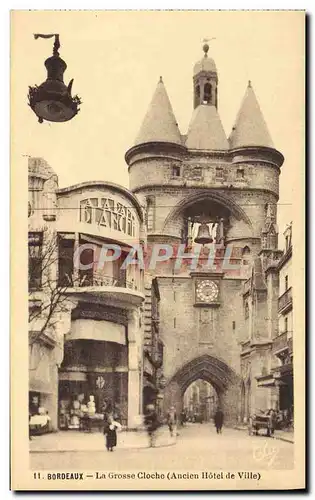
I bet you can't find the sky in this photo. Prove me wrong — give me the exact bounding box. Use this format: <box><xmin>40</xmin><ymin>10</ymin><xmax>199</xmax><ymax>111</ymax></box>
<box><xmin>11</xmin><ymin>10</ymin><xmax>305</xmax><ymax>247</ymax></box>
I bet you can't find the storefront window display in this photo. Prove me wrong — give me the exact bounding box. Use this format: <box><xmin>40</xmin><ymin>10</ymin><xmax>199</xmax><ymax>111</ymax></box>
<box><xmin>29</xmin><ymin>392</ymin><xmax>52</xmax><ymax>435</ymax></box>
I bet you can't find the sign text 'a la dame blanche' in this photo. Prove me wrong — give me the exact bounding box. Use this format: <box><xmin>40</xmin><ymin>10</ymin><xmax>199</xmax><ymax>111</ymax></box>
<box><xmin>80</xmin><ymin>197</ymin><xmax>137</xmax><ymax>237</ymax></box>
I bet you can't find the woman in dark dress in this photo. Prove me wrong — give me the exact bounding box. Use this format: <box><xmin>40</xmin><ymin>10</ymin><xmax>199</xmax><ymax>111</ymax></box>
<box><xmin>103</xmin><ymin>414</ymin><xmax>121</xmax><ymax>451</ymax></box>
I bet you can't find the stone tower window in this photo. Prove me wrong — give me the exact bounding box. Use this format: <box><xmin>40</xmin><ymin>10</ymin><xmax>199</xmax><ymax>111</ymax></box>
<box><xmin>242</xmin><ymin>246</ymin><xmax>251</xmax><ymax>266</ymax></box>
<box><xmin>203</xmin><ymin>83</ymin><xmax>212</xmax><ymax>104</ymax></box>
<box><xmin>194</xmin><ymin>84</ymin><xmax>200</xmax><ymax>108</ymax></box>
<box><xmin>172</xmin><ymin>165</ymin><xmax>181</xmax><ymax>177</ymax></box>
<box><xmin>146</xmin><ymin>196</ymin><xmax>155</xmax><ymax>231</ymax></box>
<box><xmin>215</xmin><ymin>167</ymin><xmax>224</xmax><ymax>179</ymax></box>
<box><xmin>264</xmin><ymin>203</ymin><xmax>269</xmax><ymax>218</ymax></box>
<box><xmin>237</xmin><ymin>168</ymin><xmax>245</xmax><ymax>179</ymax></box>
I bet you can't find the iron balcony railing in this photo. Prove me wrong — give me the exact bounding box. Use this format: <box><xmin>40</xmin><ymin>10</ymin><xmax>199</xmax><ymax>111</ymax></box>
<box><xmin>278</xmin><ymin>287</ymin><xmax>292</xmax><ymax>313</ymax></box>
<box><xmin>60</xmin><ymin>270</ymin><xmax>137</xmax><ymax>290</ymax></box>
<box><xmin>272</xmin><ymin>331</ymin><xmax>293</xmax><ymax>355</ymax></box>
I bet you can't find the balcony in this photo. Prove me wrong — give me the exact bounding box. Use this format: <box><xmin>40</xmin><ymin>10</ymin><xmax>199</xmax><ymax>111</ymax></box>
<box><xmin>278</xmin><ymin>287</ymin><xmax>292</xmax><ymax>314</ymax></box>
<box><xmin>60</xmin><ymin>270</ymin><xmax>136</xmax><ymax>289</ymax></box>
<box><xmin>80</xmin><ymin>272</ymin><xmax>136</xmax><ymax>290</ymax></box>
<box><xmin>272</xmin><ymin>331</ymin><xmax>293</xmax><ymax>356</ymax></box>
<box><xmin>62</xmin><ymin>270</ymin><xmax>144</xmax><ymax>308</ymax></box>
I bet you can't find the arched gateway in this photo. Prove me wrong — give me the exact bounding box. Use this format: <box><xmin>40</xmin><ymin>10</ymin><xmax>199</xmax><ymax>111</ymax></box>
<box><xmin>163</xmin><ymin>354</ymin><xmax>241</xmax><ymax>424</ymax></box>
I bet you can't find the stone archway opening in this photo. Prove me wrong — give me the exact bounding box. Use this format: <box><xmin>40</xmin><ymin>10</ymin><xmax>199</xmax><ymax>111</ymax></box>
<box><xmin>163</xmin><ymin>190</ymin><xmax>254</xmax><ymax>239</ymax></box>
<box><xmin>163</xmin><ymin>354</ymin><xmax>241</xmax><ymax>424</ymax></box>
<box><xmin>183</xmin><ymin>379</ymin><xmax>218</xmax><ymax>423</ymax></box>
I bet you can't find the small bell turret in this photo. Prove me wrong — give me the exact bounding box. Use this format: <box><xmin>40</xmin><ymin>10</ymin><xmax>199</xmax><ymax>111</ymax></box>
<box><xmin>28</xmin><ymin>34</ymin><xmax>81</xmax><ymax>123</ymax></box>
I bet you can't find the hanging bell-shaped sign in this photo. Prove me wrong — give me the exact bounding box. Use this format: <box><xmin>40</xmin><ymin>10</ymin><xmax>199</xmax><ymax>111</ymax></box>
<box><xmin>28</xmin><ymin>34</ymin><xmax>81</xmax><ymax>123</ymax></box>
<box><xmin>194</xmin><ymin>221</ymin><xmax>213</xmax><ymax>245</ymax></box>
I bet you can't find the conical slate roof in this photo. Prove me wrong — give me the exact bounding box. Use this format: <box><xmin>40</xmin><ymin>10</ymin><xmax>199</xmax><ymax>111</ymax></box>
<box><xmin>135</xmin><ymin>77</ymin><xmax>182</xmax><ymax>146</ymax></box>
<box><xmin>229</xmin><ymin>82</ymin><xmax>274</xmax><ymax>149</ymax></box>
<box><xmin>185</xmin><ymin>105</ymin><xmax>229</xmax><ymax>150</ymax></box>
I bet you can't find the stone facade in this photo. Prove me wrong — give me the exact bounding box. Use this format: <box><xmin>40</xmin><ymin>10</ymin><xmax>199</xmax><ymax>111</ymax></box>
<box><xmin>125</xmin><ymin>47</ymin><xmax>285</xmax><ymax>423</ymax></box>
<box><xmin>28</xmin><ymin>47</ymin><xmax>291</xmax><ymax>429</ymax></box>
<box><xmin>256</xmin><ymin>224</ymin><xmax>293</xmax><ymax>425</ymax></box>
<box><xmin>28</xmin><ymin>158</ymin><xmax>146</xmax><ymax>430</ymax></box>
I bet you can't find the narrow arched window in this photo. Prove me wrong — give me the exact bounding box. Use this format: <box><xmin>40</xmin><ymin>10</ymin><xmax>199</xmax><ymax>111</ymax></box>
<box><xmin>264</xmin><ymin>203</ymin><xmax>269</xmax><ymax>218</ymax></box>
<box><xmin>204</xmin><ymin>83</ymin><xmax>212</xmax><ymax>104</ymax></box>
<box><xmin>242</xmin><ymin>246</ymin><xmax>250</xmax><ymax>256</ymax></box>
<box><xmin>194</xmin><ymin>85</ymin><xmax>200</xmax><ymax>108</ymax></box>
<box><xmin>242</xmin><ymin>246</ymin><xmax>250</xmax><ymax>266</ymax></box>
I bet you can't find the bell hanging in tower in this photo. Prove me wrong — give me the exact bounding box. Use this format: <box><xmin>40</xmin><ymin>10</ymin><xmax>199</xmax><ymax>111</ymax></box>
<box><xmin>28</xmin><ymin>34</ymin><xmax>81</xmax><ymax>123</ymax></box>
<box><xmin>194</xmin><ymin>221</ymin><xmax>213</xmax><ymax>245</ymax></box>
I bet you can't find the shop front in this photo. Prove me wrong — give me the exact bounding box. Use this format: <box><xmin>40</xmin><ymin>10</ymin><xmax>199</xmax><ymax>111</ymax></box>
<box><xmin>58</xmin><ymin>312</ymin><xmax>129</xmax><ymax>429</ymax></box>
<box><xmin>274</xmin><ymin>363</ymin><xmax>294</xmax><ymax>425</ymax></box>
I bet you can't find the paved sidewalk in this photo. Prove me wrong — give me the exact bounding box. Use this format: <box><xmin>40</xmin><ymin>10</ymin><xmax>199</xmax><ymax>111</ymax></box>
<box><xmin>234</xmin><ymin>425</ymin><xmax>294</xmax><ymax>444</ymax></box>
<box><xmin>30</xmin><ymin>426</ymin><xmax>177</xmax><ymax>453</ymax></box>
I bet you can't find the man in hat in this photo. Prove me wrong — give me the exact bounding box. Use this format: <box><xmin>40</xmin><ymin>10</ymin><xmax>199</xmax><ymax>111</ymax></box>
<box><xmin>214</xmin><ymin>407</ymin><xmax>224</xmax><ymax>434</ymax></box>
<box><xmin>144</xmin><ymin>404</ymin><xmax>159</xmax><ymax>447</ymax></box>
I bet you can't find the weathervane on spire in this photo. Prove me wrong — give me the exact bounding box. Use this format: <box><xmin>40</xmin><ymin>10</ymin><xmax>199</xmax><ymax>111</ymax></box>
<box><xmin>202</xmin><ymin>37</ymin><xmax>216</xmax><ymax>57</ymax></box>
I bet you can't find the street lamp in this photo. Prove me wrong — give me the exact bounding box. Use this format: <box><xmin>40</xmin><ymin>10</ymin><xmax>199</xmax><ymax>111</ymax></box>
<box><xmin>28</xmin><ymin>34</ymin><xmax>81</xmax><ymax>124</ymax></box>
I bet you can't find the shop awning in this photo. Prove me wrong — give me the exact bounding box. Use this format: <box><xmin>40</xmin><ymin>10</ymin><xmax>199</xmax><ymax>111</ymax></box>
<box><xmin>66</xmin><ymin>319</ymin><xmax>126</xmax><ymax>345</ymax></box>
<box><xmin>59</xmin><ymin>371</ymin><xmax>87</xmax><ymax>382</ymax></box>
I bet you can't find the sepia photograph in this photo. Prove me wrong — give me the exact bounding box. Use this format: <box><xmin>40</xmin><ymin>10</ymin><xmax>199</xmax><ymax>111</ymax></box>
<box><xmin>10</xmin><ymin>9</ymin><xmax>305</xmax><ymax>491</ymax></box>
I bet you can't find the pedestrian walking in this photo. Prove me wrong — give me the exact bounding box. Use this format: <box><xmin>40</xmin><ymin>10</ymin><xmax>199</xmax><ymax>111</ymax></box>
<box><xmin>268</xmin><ymin>408</ymin><xmax>277</xmax><ymax>435</ymax></box>
<box><xmin>167</xmin><ymin>406</ymin><xmax>177</xmax><ymax>437</ymax></box>
<box><xmin>144</xmin><ymin>404</ymin><xmax>159</xmax><ymax>447</ymax></box>
<box><xmin>180</xmin><ymin>409</ymin><xmax>187</xmax><ymax>427</ymax></box>
<box><xmin>103</xmin><ymin>414</ymin><xmax>122</xmax><ymax>451</ymax></box>
<box><xmin>214</xmin><ymin>408</ymin><xmax>224</xmax><ymax>434</ymax></box>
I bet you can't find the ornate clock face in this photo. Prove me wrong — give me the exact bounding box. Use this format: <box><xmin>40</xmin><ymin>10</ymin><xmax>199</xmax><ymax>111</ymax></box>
<box><xmin>196</xmin><ymin>280</ymin><xmax>219</xmax><ymax>302</ymax></box>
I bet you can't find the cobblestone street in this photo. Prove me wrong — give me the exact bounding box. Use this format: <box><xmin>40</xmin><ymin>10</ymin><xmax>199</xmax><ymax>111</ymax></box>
<box><xmin>30</xmin><ymin>423</ymin><xmax>294</xmax><ymax>472</ymax></box>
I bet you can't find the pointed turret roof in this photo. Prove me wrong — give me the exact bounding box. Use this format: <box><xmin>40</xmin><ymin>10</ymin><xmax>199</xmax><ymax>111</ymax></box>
<box><xmin>185</xmin><ymin>105</ymin><xmax>229</xmax><ymax>150</ymax></box>
<box><xmin>229</xmin><ymin>82</ymin><xmax>274</xmax><ymax>149</ymax></box>
<box><xmin>134</xmin><ymin>77</ymin><xmax>182</xmax><ymax>146</ymax></box>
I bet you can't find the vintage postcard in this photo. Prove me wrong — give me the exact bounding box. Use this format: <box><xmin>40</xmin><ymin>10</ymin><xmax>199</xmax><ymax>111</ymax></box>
<box><xmin>11</xmin><ymin>10</ymin><xmax>305</xmax><ymax>491</ymax></box>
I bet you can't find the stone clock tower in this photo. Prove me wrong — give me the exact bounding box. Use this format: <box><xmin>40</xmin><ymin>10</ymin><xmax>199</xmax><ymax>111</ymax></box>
<box><xmin>125</xmin><ymin>44</ymin><xmax>284</xmax><ymax>422</ymax></box>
